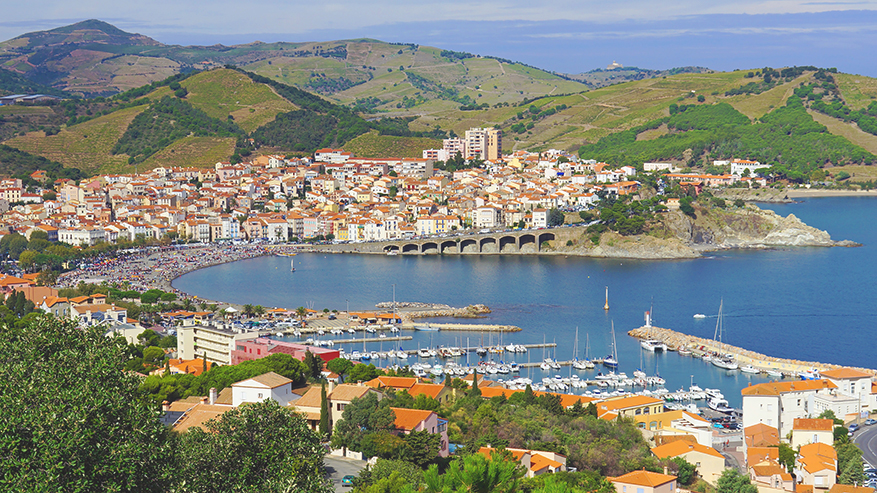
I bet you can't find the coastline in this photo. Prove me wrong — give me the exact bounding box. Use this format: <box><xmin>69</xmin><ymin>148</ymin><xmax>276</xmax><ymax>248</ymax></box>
<box><xmin>629</xmin><ymin>325</ymin><xmax>877</xmax><ymax>376</ymax></box>
<box><xmin>785</xmin><ymin>189</ymin><xmax>877</xmax><ymax>198</ymax></box>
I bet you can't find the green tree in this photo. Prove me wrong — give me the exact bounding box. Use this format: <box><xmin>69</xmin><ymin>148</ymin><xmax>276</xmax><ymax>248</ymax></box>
<box><xmin>423</xmin><ymin>453</ymin><xmax>523</xmax><ymax>493</ymax></box>
<box><xmin>349</xmin><ymin>363</ymin><xmax>382</xmax><ymax>383</ymax></box>
<box><xmin>716</xmin><ymin>468</ymin><xmax>758</xmax><ymax>493</ymax></box>
<box><xmin>403</xmin><ymin>430</ymin><xmax>441</xmax><ymax>466</ymax></box>
<box><xmin>0</xmin><ymin>316</ymin><xmax>171</xmax><ymax>492</ymax></box>
<box><xmin>304</xmin><ymin>350</ymin><xmax>324</xmax><ymax>380</ymax></box>
<box><xmin>837</xmin><ymin>442</ymin><xmax>865</xmax><ymax>485</ymax></box>
<box><xmin>547</xmin><ymin>208</ymin><xmax>565</xmax><ymax>227</ymax></box>
<box><xmin>176</xmin><ymin>399</ymin><xmax>330</xmax><ymax>492</ymax></box>
<box><xmin>331</xmin><ymin>393</ymin><xmax>395</xmax><ymax>452</ymax></box>
<box><xmin>775</xmin><ymin>443</ymin><xmax>796</xmax><ymax>473</ymax></box>
<box><xmin>319</xmin><ymin>381</ymin><xmax>330</xmax><ymax>440</ymax></box>
<box><xmin>671</xmin><ymin>457</ymin><xmax>696</xmax><ymax>485</ymax></box>
<box><xmin>327</xmin><ymin>357</ymin><xmax>354</xmax><ymax>377</ymax></box>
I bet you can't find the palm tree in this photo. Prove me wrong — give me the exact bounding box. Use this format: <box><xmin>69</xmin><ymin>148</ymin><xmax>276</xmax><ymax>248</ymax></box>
<box><xmin>296</xmin><ymin>306</ymin><xmax>307</xmax><ymax>327</ymax></box>
<box><xmin>243</xmin><ymin>304</ymin><xmax>255</xmax><ymax>318</ymax></box>
<box><xmin>254</xmin><ymin>305</ymin><xmax>265</xmax><ymax>317</ymax></box>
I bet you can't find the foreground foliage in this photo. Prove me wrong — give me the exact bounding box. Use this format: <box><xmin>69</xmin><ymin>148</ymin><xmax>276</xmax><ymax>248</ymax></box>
<box><xmin>0</xmin><ymin>315</ymin><xmax>330</xmax><ymax>492</ymax></box>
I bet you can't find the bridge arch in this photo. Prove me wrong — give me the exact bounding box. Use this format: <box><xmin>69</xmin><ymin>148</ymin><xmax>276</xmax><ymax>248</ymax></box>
<box><xmin>518</xmin><ymin>234</ymin><xmax>537</xmax><ymax>253</ymax></box>
<box><xmin>460</xmin><ymin>238</ymin><xmax>479</xmax><ymax>254</ymax></box>
<box><xmin>421</xmin><ymin>242</ymin><xmax>438</xmax><ymax>255</ymax></box>
<box><xmin>402</xmin><ymin>243</ymin><xmax>419</xmax><ymax>254</ymax></box>
<box><xmin>384</xmin><ymin>245</ymin><xmax>400</xmax><ymax>253</ymax></box>
<box><xmin>440</xmin><ymin>240</ymin><xmax>458</xmax><ymax>254</ymax></box>
<box><xmin>479</xmin><ymin>237</ymin><xmax>497</xmax><ymax>254</ymax></box>
<box><xmin>537</xmin><ymin>232</ymin><xmax>556</xmax><ymax>250</ymax></box>
<box><xmin>499</xmin><ymin>235</ymin><xmax>518</xmax><ymax>253</ymax></box>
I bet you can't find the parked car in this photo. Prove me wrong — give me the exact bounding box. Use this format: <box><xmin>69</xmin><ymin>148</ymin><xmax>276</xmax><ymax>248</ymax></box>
<box><xmin>865</xmin><ymin>418</ymin><xmax>876</xmax><ymax>426</ymax></box>
<box><xmin>850</xmin><ymin>423</ymin><xmax>860</xmax><ymax>433</ymax></box>
<box><xmin>342</xmin><ymin>475</ymin><xmax>355</xmax><ymax>487</ymax></box>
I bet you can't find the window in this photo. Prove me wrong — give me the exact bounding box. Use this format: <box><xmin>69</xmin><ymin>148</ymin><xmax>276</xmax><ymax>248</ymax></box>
<box><xmin>257</xmin><ymin>393</ymin><xmax>263</xmax><ymax>399</ymax></box>
<box><xmin>622</xmin><ymin>486</ymin><xmax>626</xmax><ymax>492</ymax></box>
<box><xmin>637</xmin><ymin>488</ymin><xmax>644</xmax><ymax>493</ymax></box>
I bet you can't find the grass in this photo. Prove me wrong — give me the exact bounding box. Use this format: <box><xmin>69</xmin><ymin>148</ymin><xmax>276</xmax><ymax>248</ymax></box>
<box><xmin>826</xmin><ymin>164</ymin><xmax>877</xmax><ymax>182</ymax></box>
<box><xmin>140</xmin><ymin>136</ymin><xmax>236</xmax><ymax>169</ymax></box>
<box><xmin>835</xmin><ymin>73</ymin><xmax>877</xmax><ymax>110</ymax></box>
<box><xmin>343</xmin><ymin>131</ymin><xmax>442</xmax><ymax>158</ymax></box>
<box><xmin>726</xmin><ymin>74</ymin><xmax>808</xmax><ymax>119</ymax></box>
<box><xmin>808</xmin><ymin>110</ymin><xmax>877</xmax><ymax>155</ymax></box>
<box><xmin>179</xmin><ymin>69</ymin><xmax>297</xmax><ymax>132</ymax></box>
<box><xmin>0</xmin><ymin>106</ymin><xmax>53</xmax><ymax>116</ymax></box>
<box><xmin>3</xmin><ymin>105</ymin><xmax>146</xmax><ymax>175</ymax></box>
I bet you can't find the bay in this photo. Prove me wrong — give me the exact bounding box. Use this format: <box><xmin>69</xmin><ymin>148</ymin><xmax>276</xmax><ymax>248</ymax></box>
<box><xmin>173</xmin><ymin>197</ymin><xmax>877</xmax><ymax>407</ymax></box>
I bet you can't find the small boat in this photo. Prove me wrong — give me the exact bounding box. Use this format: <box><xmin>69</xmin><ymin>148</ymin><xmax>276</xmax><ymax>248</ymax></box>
<box><xmin>712</xmin><ymin>355</ymin><xmax>739</xmax><ymax>371</ymax></box>
<box><xmin>766</xmin><ymin>369</ymin><xmax>783</xmax><ymax>378</ymax></box>
<box><xmin>386</xmin><ymin>250</ymin><xmax>399</xmax><ymax>256</ymax></box>
<box><xmin>641</xmin><ymin>339</ymin><xmax>667</xmax><ymax>352</ymax></box>
<box><xmin>740</xmin><ymin>365</ymin><xmax>759</xmax><ymax>374</ymax></box>
<box><xmin>799</xmin><ymin>369</ymin><xmax>821</xmax><ymax>380</ymax></box>
<box><xmin>693</xmin><ymin>313</ymin><xmax>707</xmax><ymax>319</ymax></box>
<box><xmin>604</xmin><ymin>321</ymin><xmax>619</xmax><ymax>370</ymax></box>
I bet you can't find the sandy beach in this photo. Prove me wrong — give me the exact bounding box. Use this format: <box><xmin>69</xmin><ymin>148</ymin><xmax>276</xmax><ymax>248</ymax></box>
<box><xmin>785</xmin><ymin>188</ymin><xmax>877</xmax><ymax>198</ymax></box>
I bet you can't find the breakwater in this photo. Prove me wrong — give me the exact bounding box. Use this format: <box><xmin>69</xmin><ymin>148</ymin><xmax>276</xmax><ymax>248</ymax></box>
<box><xmin>629</xmin><ymin>325</ymin><xmax>877</xmax><ymax>376</ymax></box>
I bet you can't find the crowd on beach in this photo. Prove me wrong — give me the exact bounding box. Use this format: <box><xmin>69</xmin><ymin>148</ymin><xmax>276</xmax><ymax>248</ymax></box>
<box><xmin>57</xmin><ymin>244</ymin><xmax>270</xmax><ymax>296</ymax></box>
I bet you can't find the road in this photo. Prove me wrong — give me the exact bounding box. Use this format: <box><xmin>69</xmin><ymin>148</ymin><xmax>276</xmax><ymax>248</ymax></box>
<box><xmin>854</xmin><ymin>425</ymin><xmax>877</xmax><ymax>467</ymax></box>
<box><xmin>325</xmin><ymin>456</ymin><xmax>367</xmax><ymax>492</ymax></box>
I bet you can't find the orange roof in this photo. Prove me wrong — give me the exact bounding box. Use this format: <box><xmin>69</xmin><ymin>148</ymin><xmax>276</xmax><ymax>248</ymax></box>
<box><xmin>747</xmin><ymin>447</ymin><xmax>780</xmax><ymax>464</ymax></box>
<box><xmin>365</xmin><ymin>376</ymin><xmax>418</xmax><ymax>390</ymax></box>
<box><xmin>793</xmin><ymin>418</ymin><xmax>834</xmax><ymax>432</ymax></box>
<box><xmin>172</xmin><ymin>404</ymin><xmax>230</xmax><ymax>432</ymax></box>
<box><xmin>744</xmin><ymin>423</ymin><xmax>780</xmax><ymax>447</ymax></box>
<box><xmin>741</xmin><ymin>379</ymin><xmax>836</xmax><ymax>396</ymax></box>
<box><xmin>390</xmin><ymin>407</ymin><xmax>435</xmax><ymax>431</ymax></box>
<box><xmin>751</xmin><ymin>462</ymin><xmax>793</xmax><ymax>481</ymax></box>
<box><xmin>651</xmin><ymin>440</ymin><xmax>724</xmax><ymax>460</ymax></box>
<box><xmin>408</xmin><ymin>383</ymin><xmax>446</xmax><ymax>399</ymax></box>
<box><xmin>821</xmin><ymin>368</ymin><xmax>872</xmax><ymax>379</ymax></box>
<box><xmin>479</xmin><ymin>446</ymin><xmax>527</xmax><ymax>462</ymax></box>
<box><xmin>610</xmin><ymin>470</ymin><xmax>676</xmax><ymax>487</ymax></box>
<box><xmin>597</xmin><ymin>395</ymin><xmax>663</xmax><ymax>411</ymax></box>
<box><xmin>530</xmin><ymin>453</ymin><xmax>564</xmax><ymax>472</ymax></box>
<box><xmin>168</xmin><ymin>358</ymin><xmax>214</xmax><ymax>376</ymax></box>
<box><xmin>829</xmin><ymin>485</ymin><xmax>877</xmax><ymax>493</ymax></box>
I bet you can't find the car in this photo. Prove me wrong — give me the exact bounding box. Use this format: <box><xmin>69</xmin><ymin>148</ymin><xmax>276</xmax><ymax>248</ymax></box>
<box><xmin>866</xmin><ymin>419</ymin><xmax>877</xmax><ymax>426</ymax></box>
<box><xmin>850</xmin><ymin>423</ymin><xmax>860</xmax><ymax>433</ymax></box>
<box><xmin>342</xmin><ymin>475</ymin><xmax>355</xmax><ymax>487</ymax></box>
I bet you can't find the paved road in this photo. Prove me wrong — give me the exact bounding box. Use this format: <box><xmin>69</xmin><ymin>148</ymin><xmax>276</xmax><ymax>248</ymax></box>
<box><xmin>854</xmin><ymin>425</ymin><xmax>877</xmax><ymax>467</ymax></box>
<box><xmin>325</xmin><ymin>456</ymin><xmax>367</xmax><ymax>492</ymax></box>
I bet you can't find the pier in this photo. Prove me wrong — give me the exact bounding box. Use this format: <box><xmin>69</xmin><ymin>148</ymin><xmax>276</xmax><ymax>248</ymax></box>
<box><xmin>332</xmin><ymin>336</ymin><xmax>413</xmax><ymax>344</ymax></box>
<box><xmin>629</xmin><ymin>325</ymin><xmax>877</xmax><ymax>376</ymax></box>
<box><xmin>401</xmin><ymin>322</ymin><xmax>522</xmax><ymax>332</ymax></box>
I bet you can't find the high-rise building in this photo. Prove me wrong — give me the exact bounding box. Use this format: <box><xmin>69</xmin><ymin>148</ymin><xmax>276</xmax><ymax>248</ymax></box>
<box><xmin>464</xmin><ymin>128</ymin><xmax>502</xmax><ymax>161</ymax></box>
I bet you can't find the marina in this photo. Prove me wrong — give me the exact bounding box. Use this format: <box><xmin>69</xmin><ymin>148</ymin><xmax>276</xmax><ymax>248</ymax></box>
<box><xmin>174</xmin><ymin>197</ymin><xmax>877</xmax><ymax>407</ymax></box>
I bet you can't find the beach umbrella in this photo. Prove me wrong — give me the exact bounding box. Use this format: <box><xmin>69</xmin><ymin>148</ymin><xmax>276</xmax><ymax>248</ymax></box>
<box><xmin>224</xmin><ymin>306</ymin><xmax>238</xmax><ymax>313</ymax></box>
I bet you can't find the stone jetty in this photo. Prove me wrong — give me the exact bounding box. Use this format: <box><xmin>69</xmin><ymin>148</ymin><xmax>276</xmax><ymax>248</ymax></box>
<box><xmin>629</xmin><ymin>325</ymin><xmax>877</xmax><ymax>376</ymax></box>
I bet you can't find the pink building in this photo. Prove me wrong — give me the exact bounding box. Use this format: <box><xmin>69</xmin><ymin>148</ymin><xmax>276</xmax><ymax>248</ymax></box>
<box><xmin>390</xmin><ymin>407</ymin><xmax>449</xmax><ymax>457</ymax></box>
<box><xmin>231</xmin><ymin>338</ymin><xmax>339</xmax><ymax>365</ymax></box>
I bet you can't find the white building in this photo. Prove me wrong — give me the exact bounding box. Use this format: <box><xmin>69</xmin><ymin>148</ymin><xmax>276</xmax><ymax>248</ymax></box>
<box><xmin>177</xmin><ymin>323</ymin><xmax>260</xmax><ymax>365</ymax></box>
<box><xmin>231</xmin><ymin>372</ymin><xmax>296</xmax><ymax>407</ymax></box>
<box><xmin>730</xmin><ymin>159</ymin><xmax>770</xmax><ymax>176</ymax></box>
<box><xmin>741</xmin><ymin>380</ymin><xmax>838</xmax><ymax>437</ymax></box>
<box><xmin>475</xmin><ymin>206</ymin><xmax>503</xmax><ymax>229</ymax></box>
<box><xmin>819</xmin><ymin>368</ymin><xmax>873</xmax><ymax>412</ymax></box>
<box><xmin>58</xmin><ymin>226</ymin><xmax>106</xmax><ymax>246</ymax></box>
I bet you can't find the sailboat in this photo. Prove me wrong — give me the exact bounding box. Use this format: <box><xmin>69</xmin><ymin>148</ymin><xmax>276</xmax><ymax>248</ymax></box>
<box><xmin>290</xmin><ymin>258</ymin><xmax>295</xmax><ymax>272</ymax></box>
<box><xmin>572</xmin><ymin>328</ymin><xmax>589</xmax><ymax>370</ymax></box>
<box><xmin>710</xmin><ymin>299</ymin><xmax>738</xmax><ymax>371</ymax></box>
<box><xmin>603</xmin><ymin>321</ymin><xmax>618</xmax><ymax>370</ymax></box>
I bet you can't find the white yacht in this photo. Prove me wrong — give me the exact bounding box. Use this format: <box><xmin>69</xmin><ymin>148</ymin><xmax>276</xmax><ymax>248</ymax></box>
<box><xmin>640</xmin><ymin>339</ymin><xmax>667</xmax><ymax>352</ymax></box>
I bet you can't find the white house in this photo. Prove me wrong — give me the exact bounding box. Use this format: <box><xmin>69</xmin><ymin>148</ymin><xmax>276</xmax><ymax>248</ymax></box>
<box><xmin>231</xmin><ymin>371</ymin><xmax>296</xmax><ymax>407</ymax></box>
<box><xmin>741</xmin><ymin>380</ymin><xmax>838</xmax><ymax>437</ymax></box>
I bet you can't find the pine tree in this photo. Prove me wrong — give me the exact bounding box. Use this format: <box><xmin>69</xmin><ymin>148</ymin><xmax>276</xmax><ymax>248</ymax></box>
<box><xmin>202</xmin><ymin>356</ymin><xmax>207</xmax><ymax>375</ymax></box>
<box><xmin>319</xmin><ymin>382</ymin><xmax>330</xmax><ymax>441</ymax></box>
<box><xmin>468</xmin><ymin>369</ymin><xmax>481</xmax><ymax>398</ymax></box>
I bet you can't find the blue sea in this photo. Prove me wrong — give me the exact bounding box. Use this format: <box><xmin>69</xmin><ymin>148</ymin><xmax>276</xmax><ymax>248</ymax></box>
<box><xmin>173</xmin><ymin>197</ymin><xmax>877</xmax><ymax>406</ymax></box>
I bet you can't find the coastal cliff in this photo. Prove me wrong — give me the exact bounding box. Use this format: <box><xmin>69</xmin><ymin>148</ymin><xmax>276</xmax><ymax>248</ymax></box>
<box><xmin>551</xmin><ymin>203</ymin><xmax>858</xmax><ymax>259</ymax></box>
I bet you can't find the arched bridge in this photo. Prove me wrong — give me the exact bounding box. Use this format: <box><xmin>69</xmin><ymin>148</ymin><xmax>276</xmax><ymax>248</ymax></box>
<box><xmin>383</xmin><ymin>230</ymin><xmax>559</xmax><ymax>255</ymax></box>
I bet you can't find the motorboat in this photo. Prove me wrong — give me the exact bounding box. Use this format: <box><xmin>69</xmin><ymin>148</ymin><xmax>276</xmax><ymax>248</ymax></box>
<box><xmin>740</xmin><ymin>365</ymin><xmax>759</xmax><ymax>374</ymax></box>
<box><xmin>799</xmin><ymin>369</ymin><xmax>821</xmax><ymax>380</ymax></box>
<box><xmin>708</xmin><ymin>397</ymin><xmax>734</xmax><ymax>413</ymax></box>
<box><xmin>641</xmin><ymin>339</ymin><xmax>667</xmax><ymax>352</ymax></box>
<box><xmin>766</xmin><ymin>369</ymin><xmax>784</xmax><ymax>378</ymax></box>
<box><xmin>693</xmin><ymin>313</ymin><xmax>707</xmax><ymax>319</ymax></box>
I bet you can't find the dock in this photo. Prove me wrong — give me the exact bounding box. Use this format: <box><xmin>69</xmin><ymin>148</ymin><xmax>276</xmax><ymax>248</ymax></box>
<box><xmin>401</xmin><ymin>322</ymin><xmax>522</xmax><ymax>332</ymax></box>
<box><xmin>332</xmin><ymin>336</ymin><xmax>412</xmax><ymax>344</ymax></box>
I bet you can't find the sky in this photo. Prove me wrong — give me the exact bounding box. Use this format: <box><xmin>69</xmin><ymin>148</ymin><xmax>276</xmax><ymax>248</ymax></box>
<box><xmin>2</xmin><ymin>1</ymin><xmax>877</xmax><ymax>76</ymax></box>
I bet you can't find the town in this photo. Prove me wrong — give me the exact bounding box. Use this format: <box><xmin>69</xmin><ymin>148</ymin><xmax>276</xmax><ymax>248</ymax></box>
<box><xmin>0</xmin><ymin>127</ymin><xmax>772</xmax><ymax>247</ymax></box>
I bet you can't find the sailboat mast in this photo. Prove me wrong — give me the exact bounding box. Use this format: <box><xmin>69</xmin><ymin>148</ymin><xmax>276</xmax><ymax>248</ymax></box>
<box><xmin>713</xmin><ymin>299</ymin><xmax>723</xmax><ymax>343</ymax></box>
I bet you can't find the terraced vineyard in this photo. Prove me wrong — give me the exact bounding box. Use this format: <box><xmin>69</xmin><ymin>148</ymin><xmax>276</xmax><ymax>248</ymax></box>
<box><xmin>342</xmin><ymin>131</ymin><xmax>442</xmax><ymax>158</ymax></box>
<box><xmin>141</xmin><ymin>136</ymin><xmax>237</xmax><ymax>169</ymax></box>
<box><xmin>4</xmin><ymin>105</ymin><xmax>146</xmax><ymax>174</ymax></box>
<box><xmin>174</xmin><ymin>70</ymin><xmax>297</xmax><ymax>132</ymax></box>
